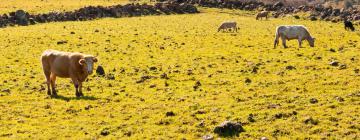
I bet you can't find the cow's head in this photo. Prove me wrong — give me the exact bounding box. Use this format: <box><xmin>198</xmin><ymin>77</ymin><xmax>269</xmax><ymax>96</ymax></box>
<box><xmin>79</xmin><ymin>55</ymin><xmax>98</xmax><ymax>74</ymax></box>
<box><xmin>308</xmin><ymin>37</ymin><xmax>315</xmax><ymax>47</ymax></box>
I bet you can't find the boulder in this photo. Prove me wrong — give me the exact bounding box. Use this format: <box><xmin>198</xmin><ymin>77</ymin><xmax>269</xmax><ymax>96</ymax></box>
<box><xmin>329</xmin><ymin>61</ymin><xmax>339</xmax><ymax>66</ymax></box>
<box><xmin>353</xmin><ymin>15</ymin><xmax>360</xmax><ymax>20</ymax></box>
<box><xmin>309</xmin><ymin>98</ymin><xmax>318</xmax><ymax>104</ymax></box>
<box><xmin>309</xmin><ymin>16</ymin><xmax>317</xmax><ymax>21</ymax></box>
<box><xmin>332</xmin><ymin>9</ymin><xmax>340</xmax><ymax>16</ymax></box>
<box><xmin>96</xmin><ymin>65</ymin><xmax>106</xmax><ymax>76</ymax></box>
<box><xmin>273</xmin><ymin>2</ymin><xmax>284</xmax><ymax>8</ymax></box>
<box><xmin>293</xmin><ymin>15</ymin><xmax>300</xmax><ymax>19</ymax></box>
<box><xmin>203</xmin><ymin>135</ymin><xmax>214</xmax><ymax>140</ymax></box>
<box><xmin>29</xmin><ymin>18</ymin><xmax>36</xmax><ymax>25</ymax></box>
<box><xmin>15</xmin><ymin>10</ymin><xmax>29</xmax><ymax>26</ymax></box>
<box><xmin>165</xmin><ymin>111</ymin><xmax>175</xmax><ymax>117</ymax></box>
<box><xmin>213</xmin><ymin>121</ymin><xmax>244</xmax><ymax>136</ymax></box>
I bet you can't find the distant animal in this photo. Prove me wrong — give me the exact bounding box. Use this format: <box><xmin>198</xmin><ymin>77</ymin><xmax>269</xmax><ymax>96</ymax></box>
<box><xmin>218</xmin><ymin>21</ymin><xmax>238</xmax><ymax>32</ymax></box>
<box><xmin>344</xmin><ymin>20</ymin><xmax>355</xmax><ymax>31</ymax></box>
<box><xmin>274</xmin><ymin>25</ymin><xmax>315</xmax><ymax>48</ymax></box>
<box><xmin>256</xmin><ymin>11</ymin><xmax>270</xmax><ymax>20</ymax></box>
<box><xmin>41</xmin><ymin>50</ymin><xmax>98</xmax><ymax>97</ymax></box>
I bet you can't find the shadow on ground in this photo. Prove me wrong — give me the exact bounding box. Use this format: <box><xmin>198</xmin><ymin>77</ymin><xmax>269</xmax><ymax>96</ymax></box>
<box><xmin>50</xmin><ymin>95</ymin><xmax>98</xmax><ymax>101</ymax></box>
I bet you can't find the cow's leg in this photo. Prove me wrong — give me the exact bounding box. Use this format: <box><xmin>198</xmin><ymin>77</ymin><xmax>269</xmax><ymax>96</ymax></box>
<box><xmin>281</xmin><ymin>36</ymin><xmax>287</xmax><ymax>48</ymax></box>
<box><xmin>41</xmin><ymin>60</ymin><xmax>51</xmax><ymax>95</ymax></box>
<box><xmin>71</xmin><ymin>76</ymin><xmax>81</xmax><ymax>97</ymax></box>
<box><xmin>78</xmin><ymin>82</ymin><xmax>84</xmax><ymax>96</ymax></box>
<box><xmin>43</xmin><ymin>70</ymin><xmax>51</xmax><ymax>95</ymax></box>
<box><xmin>298</xmin><ymin>38</ymin><xmax>302</xmax><ymax>48</ymax></box>
<box><xmin>50</xmin><ymin>73</ymin><xmax>57</xmax><ymax>96</ymax></box>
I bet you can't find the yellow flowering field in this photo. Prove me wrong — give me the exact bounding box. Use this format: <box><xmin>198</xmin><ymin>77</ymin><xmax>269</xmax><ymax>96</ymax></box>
<box><xmin>0</xmin><ymin>3</ymin><xmax>359</xmax><ymax>139</ymax></box>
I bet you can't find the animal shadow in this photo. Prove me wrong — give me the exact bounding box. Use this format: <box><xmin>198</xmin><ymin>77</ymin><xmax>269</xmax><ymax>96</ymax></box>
<box><xmin>51</xmin><ymin>94</ymin><xmax>98</xmax><ymax>101</ymax></box>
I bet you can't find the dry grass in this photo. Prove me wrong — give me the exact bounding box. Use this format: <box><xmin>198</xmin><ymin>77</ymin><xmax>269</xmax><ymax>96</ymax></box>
<box><xmin>0</xmin><ymin>5</ymin><xmax>359</xmax><ymax>139</ymax></box>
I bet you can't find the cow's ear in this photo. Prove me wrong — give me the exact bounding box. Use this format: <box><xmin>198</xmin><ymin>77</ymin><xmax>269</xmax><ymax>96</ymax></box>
<box><xmin>79</xmin><ymin>59</ymin><xmax>86</xmax><ymax>65</ymax></box>
<box><xmin>93</xmin><ymin>57</ymin><xmax>98</xmax><ymax>62</ymax></box>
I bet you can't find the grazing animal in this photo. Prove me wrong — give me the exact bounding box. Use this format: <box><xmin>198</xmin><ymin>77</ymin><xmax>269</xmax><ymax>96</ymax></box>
<box><xmin>344</xmin><ymin>20</ymin><xmax>355</xmax><ymax>31</ymax></box>
<box><xmin>218</xmin><ymin>21</ymin><xmax>238</xmax><ymax>32</ymax></box>
<box><xmin>41</xmin><ymin>50</ymin><xmax>98</xmax><ymax>97</ymax></box>
<box><xmin>256</xmin><ymin>11</ymin><xmax>270</xmax><ymax>20</ymax></box>
<box><xmin>274</xmin><ymin>25</ymin><xmax>315</xmax><ymax>48</ymax></box>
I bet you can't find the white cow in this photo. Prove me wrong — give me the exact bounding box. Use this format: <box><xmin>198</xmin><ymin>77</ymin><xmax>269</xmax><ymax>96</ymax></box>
<box><xmin>218</xmin><ymin>21</ymin><xmax>238</xmax><ymax>32</ymax></box>
<box><xmin>256</xmin><ymin>11</ymin><xmax>270</xmax><ymax>20</ymax></box>
<box><xmin>274</xmin><ymin>25</ymin><xmax>315</xmax><ymax>48</ymax></box>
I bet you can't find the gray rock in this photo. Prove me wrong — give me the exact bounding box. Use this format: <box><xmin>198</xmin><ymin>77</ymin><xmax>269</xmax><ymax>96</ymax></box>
<box><xmin>329</xmin><ymin>61</ymin><xmax>339</xmax><ymax>66</ymax></box>
<box><xmin>339</xmin><ymin>64</ymin><xmax>347</xmax><ymax>70</ymax></box>
<box><xmin>106</xmin><ymin>73</ymin><xmax>115</xmax><ymax>80</ymax></box>
<box><xmin>310</xmin><ymin>98</ymin><xmax>318</xmax><ymax>104</ymax></box>
<box><xmin>29</xmin><ymin>18</ymin><xmax>36</xmax><ymax>25</ymax></box>
<box><xmin>96</xmin><ymin>65</ymin><xmax>105</xmax><ymax>76</ymax></box>
<box><xmin>293</xmin><ymin>15</ymin><xmax>300</xmax><ymax>19</ymax></box>
<box><xmin>286</xmin><ymin>65</ymin><xmax>296</xmax><ymax>70</ymax></box>
<box><xmin>213</xmin><ymin>121</ymin><xmax>244</xmax><ymax>136</ymax></box>
<box><xmin>309</xmin><ymin>16</ymin><xmax>317</xmax><ymax>21</ymax></box>
<box><xmin>273</xmin><ymin>1</ymin><xmax>284</xmax><ymax>8</ymax></box>
<box><xmin>15</xmin><ymin>10</ymin><xmax>28</xmax><ymax>26</ymax></box>
<box><xmin>332</xmin><ymin>9</ymin><xmax>340</xmax><ymax>16</ymax></box>
<box><xmin>166</xmin><ymin>111</ymin><xmax>175</xmax><ymax>117</ymax></box>
<box><xmin>304</xmin><ymin>117</ymin><xmax>319</xmax><ymax>125</ymax></box>
<box><xmin>193</xmin><ymin>81</ymin><xmax>201</xmax><ymax>91</ymax></box>
<box><xmin>100</xmin><ymin>128</ymin><xmax>110</xmax><ymax>136</ymax></box>
<box><xmin>354</xmin><ymin>69</ymin><xmax>359</xmax><ymax>74</ymax></box>
<box><xmin>335</xmin><ymin>96</ymin><xmax>345</xmax><ymax>102</ymax></box>
<box><xmin>203</xmin><ymin>135</ymin><xmax>214</xmax><ymax>140</ymax></box>
<box><xmin>245</xmin><ymin>78</ymin><xmax>252</xmax><ymax>84</ymax></box>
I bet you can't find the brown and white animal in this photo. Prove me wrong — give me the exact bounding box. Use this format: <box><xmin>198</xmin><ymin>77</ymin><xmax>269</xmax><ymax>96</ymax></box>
<box><xmin>274</xmin><ymin>25</ymin><xmax>315</xmax><ymax>48</ymax></box>
<box><xmin>256</xmin><ymin>11</ymin><xmax>270</xmax><ymax>20</ymax></box>
<box><xmin>218</xmin><ymin>21</ymin><xmax>238</xmax><ymax>32</ymax></box>
<box><xmin>41</xmin><ymin>50</ymin><xmax>98</xmax><ymax>97</ymax></box>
